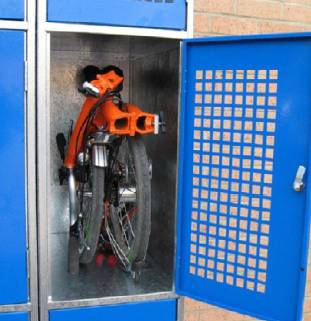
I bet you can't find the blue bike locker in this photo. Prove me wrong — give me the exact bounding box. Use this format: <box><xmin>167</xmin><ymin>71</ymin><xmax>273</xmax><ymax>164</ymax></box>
<box><xmin>176</xmin><ymin>33</ymin><xmax>311</xmax><ymax>321</ymax></box>
<box><xmin>0</xmin><ymin>312</ymin><xmax>28</xmax><ymax>321</ymax></box>
<box><xmin>0</xmin><ymin>30</ymin><xmax>28</xmax><ymax>305</ymax></box>
<box><xmin>0</xmin><ymin>0</ymin><xmax>24</xmax><ymax>20</ymax></box>
<box><xmin>50</xmin><ymin>299</ymin><xmax>177</xmax><ymax>321</ymax></box>
<box><xmin>47</xmin><ymin>0</ymin><xmax>186</xmax><ymax>30</ymax></box>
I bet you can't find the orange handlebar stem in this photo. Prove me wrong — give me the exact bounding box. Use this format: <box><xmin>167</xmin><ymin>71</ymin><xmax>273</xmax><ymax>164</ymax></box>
<box><xmin>91</xmin><ymin>71</ymin><xmax>124</xmax><ymax>96</ymax></box>
<box><xmin>64</xmin><ymin>71</ymin><xmax>124</xmax><ymax>168</ymax></box>
<box><xmin>124</xmin><ymin>104</ymin><xmax>155</xmax><ymax>135</ymax></box>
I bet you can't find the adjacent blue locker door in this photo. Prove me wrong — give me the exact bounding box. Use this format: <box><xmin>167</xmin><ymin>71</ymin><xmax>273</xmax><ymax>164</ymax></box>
<box><xmin>0</xmin><ymin>312</ymin><xmax>28</xmax><ymax>321</ymax></box>
<box><xmin>0</xmin><ymin>30</ymin><xmax>27</xmax><ymax>304</ymax></box>
<box><xmin>176</xmin><ymin>33</ymin><xmax>311</xmax><ymax>321</ymax></box>
<box><xmin>48</xmin><ymin>0</ymin><xmax>186</xmax><ymax>30</ymax></box>
<box><xmin>50</xmin><ymin>300</ymin><xmax>177</xmax><ymax>321</ymax></box>
<box><xmin>0</xmin><ymin>0</ymin><xmax>24</xmax><ymax>20</ymax></box>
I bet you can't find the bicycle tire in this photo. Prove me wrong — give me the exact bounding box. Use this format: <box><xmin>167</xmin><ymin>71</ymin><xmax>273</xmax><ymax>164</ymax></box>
<box><xmin>110</xmin><ymin>136</ymin><xmax>151</xmax><ymax>268</ymax></box>
<box><xmin>79</xmin><ymin>165</ymin><xmax>105</xmax><ymax>264</ymax></box>
<box><xmin>68</xmin><ymin>235</ymin><xmax>80</xmax><ymax>275</ymax></box>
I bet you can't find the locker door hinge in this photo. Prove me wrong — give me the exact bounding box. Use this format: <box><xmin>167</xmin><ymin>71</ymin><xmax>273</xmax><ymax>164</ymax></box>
<box><xmin>26</xmin><ymin>248</ymin><xmax>30</xmax><ymax>280</ymax></box>
<box><xmin>24</xmin><ymin>60</ymin><xmax>28</xmax><ymax>93</ymax></box>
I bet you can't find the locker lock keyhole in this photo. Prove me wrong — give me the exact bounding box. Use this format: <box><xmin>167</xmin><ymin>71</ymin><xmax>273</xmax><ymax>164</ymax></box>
<box><xmin>293</xmin><ymin>165</ymin><xmax>306</xmax><ymax>192</ymax></box>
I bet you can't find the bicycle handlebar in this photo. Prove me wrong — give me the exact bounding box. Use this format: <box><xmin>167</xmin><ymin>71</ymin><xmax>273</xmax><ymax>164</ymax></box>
<box><xmin>82</xmin><ymin>81</ymin><xmax>100</xmax><ymax>98</ymax></box>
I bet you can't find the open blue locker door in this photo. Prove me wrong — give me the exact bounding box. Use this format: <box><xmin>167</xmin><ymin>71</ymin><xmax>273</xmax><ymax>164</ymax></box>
<box><xmin>0</xmin><ymin>30</ymin><xmax>27</xmax><ymax>304</ymax></box>
<box><xmin>48</xmin><ymin>0</ymin><xmax>186</xmax><ymax>30</ymax></box>
<box><xmin>176</xmin><ymin>33</ymin><xmax>311</xmax><ymax>321</ymax></box>
<box><xmin>0</xmin><ymin>0</ymin><xmax>24</xmax><ymax>20</ymax></box>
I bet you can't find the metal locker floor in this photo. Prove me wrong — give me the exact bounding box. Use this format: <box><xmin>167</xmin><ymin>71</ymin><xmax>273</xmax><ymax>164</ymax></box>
<box><xmin>49</xmin><ymin>232</ymin><xmax>172</xmax><ymax>302</ymax></box>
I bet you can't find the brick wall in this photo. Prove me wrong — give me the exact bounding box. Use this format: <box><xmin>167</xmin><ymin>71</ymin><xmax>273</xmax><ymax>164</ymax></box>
<box><xmin>184</xmin><ymin>1</ymin><xmax>311</xmax><ymax>320</ymax></box>
<box><xmin>194</xmin><ymin>0</ymin><xmax>311</xmax><ymax>37</ymax></box>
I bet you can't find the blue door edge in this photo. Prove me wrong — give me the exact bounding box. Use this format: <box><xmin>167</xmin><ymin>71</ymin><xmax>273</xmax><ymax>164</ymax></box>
<box><xmin>182</xmin><ymin>31</ymin><xmax>311</xmax><ymax>45</ymax></box>
<box><xmin>175</xmin><ymin>40</ymin><xmax>188</xmax><ymax>296</ymax></box>
<box><xmin>296</xmin><ymin>142</ymin><xmax>311</xmax><ymax>321</ymax></box>
<box><xmin>175</xmin><ymin>32</ymin><xmax>311</xmax><ymax>321</ymax></box>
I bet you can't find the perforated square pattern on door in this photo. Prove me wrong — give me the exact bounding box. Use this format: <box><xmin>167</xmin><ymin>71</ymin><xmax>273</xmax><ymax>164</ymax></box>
<box><xmin>190</xmin><ymin>69</ymin><xmax>278</xmax><ymax>294</ymax></box>
<box><xmin>176</xmin><ymin>34</ymin><xmax>311</xmax><ymax>321</ymax></box>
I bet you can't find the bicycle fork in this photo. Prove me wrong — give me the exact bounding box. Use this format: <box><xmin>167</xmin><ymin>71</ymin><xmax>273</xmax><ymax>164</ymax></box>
<box><xmin>69</xmin><ymin>132</ymin><xmax>111</xmax><ymax>227</ymax></box>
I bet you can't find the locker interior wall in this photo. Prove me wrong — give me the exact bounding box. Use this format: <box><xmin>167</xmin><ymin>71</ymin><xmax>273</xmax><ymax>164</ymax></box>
<box><xmin>130</xmin><ymin>38</ymin><xmax>180</xmax><ymax>273</ymax></box>
<box><xmin>48</xmin><ymin>33</ymin><xmax>180</xmax><ymax>302</ymax></box>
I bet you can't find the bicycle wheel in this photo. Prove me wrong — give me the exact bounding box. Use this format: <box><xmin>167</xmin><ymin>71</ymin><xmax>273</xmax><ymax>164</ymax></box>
<box><xmin>105</xmin><ymin>136</ymin><xmax>151</xmax><ymax>275</ymax></box>
<box><xmin>79</xmin><ymin>165</ymin><xmax>105</xmax><ymax>264</ymax></box>
<box><xmin>68</xmin><ymin>235</ymin><xmax>79</xmax><ymax>275</ymax></box>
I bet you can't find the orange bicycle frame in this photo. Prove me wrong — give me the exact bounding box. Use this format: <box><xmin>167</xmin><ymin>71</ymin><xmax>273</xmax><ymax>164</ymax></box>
<box><xmin>64</xmin><ymin>71</ymin><xmax>156</xmax><ymax>169</ymax></box>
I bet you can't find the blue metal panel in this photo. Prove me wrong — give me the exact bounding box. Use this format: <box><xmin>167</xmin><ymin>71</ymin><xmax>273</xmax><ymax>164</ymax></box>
<box><xmin>176</xmin><ymin>33</ymin><xmax>311</xmax><ymax>321</ymax></box>
<box><xmin>0</xmin><ymin>0</ymin><xmax>24</xmax><ymax>20</ymax></box>
<box><xmin>0</xmin><ymin>30</ymin><xmax>27</xmax><ymax>304</ymax></box>
<box><xmin>48</xmin><ymin>0</ymin><xmax>186</xmax><ymax>30</ymax></box>
<box><xmin>0</xmin><ymin>312</ymin><xmax>28</xmax><ymax>321</ymax></box>
<box><xmin>50</xmin><ymin>299</ymin><xmax>177</xmax><ymax>321</ymax></box>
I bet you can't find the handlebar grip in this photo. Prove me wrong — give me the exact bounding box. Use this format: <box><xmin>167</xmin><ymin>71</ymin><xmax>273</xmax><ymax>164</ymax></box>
<box><xmin>82</xmin><ymin>81</ymin><xmax>100</xmax><ymax>98</ymax></box>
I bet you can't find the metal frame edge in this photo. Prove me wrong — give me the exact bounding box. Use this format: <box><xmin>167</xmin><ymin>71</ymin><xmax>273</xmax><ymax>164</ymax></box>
<box><xmin>0</xmin><ymin>304</ymin><xmax>31</xmax><ymax>313</ymax></box>
<box><xmin>37</xmin><ymin>0</ymin><xmax>49</xmax><ymax>319</ymax></box>
<box><xmin>0</xmin><ymin>20</ymin><xmax>28</xmax><ymax>30</ymax></box>
<box><xmin>48</xmin><ymin>292</ymin><xmax>178</xmax><ymax>310</ymax></box>
<box><xmin>175</xmin><ymin>40</ymin><xmax>188</xmax><ymax>297</ymax></box>
<box><xmin>26</xmin><ymin>0</ymin><xmax>39</xmax><ymax>319</ymax></box>
<box><xmin>44</xmin><ymin>22</ymin><xmax>188</xmax><ymax>39</ymax></box>
<box><xmin>296</xmin><ymin>105</ymin><xmax>311</xmax><ymax>320</ymax></box>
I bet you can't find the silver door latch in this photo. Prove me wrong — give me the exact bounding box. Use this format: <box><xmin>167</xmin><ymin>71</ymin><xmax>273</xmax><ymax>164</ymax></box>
<box><xmin>293</xmin><ymin>165</ymin><xmax>306</xmax><ymax>192</ymax></box>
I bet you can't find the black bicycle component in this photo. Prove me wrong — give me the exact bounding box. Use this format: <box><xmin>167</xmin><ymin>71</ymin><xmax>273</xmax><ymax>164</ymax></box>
<box><xmin>74</xmin><ymin>165</ymin><xmax>89</xmax><ymax>183</ymax></box>
<box><xmin>68</xmin><ymin>235</ymin><xmax>80</xmax><ymax>276</ymax></box>
<box><xmin>159</xmin><ymin>111</ymin><xmax>166</xmax><ymax>134</ymax></box>
<box><xmin>56</xmin><ymin>132</ymin><xmax>67</xmax><ymax>161</ymax></box>
<box><xmin>83</xmin><ymin>65</ymin><xmax>100</xmax><ymax>82</ymax></box>
<box><xmin>58</xmin><ymin>166</ymin><xmax>69</xmax><ymax>186</ymax></box>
